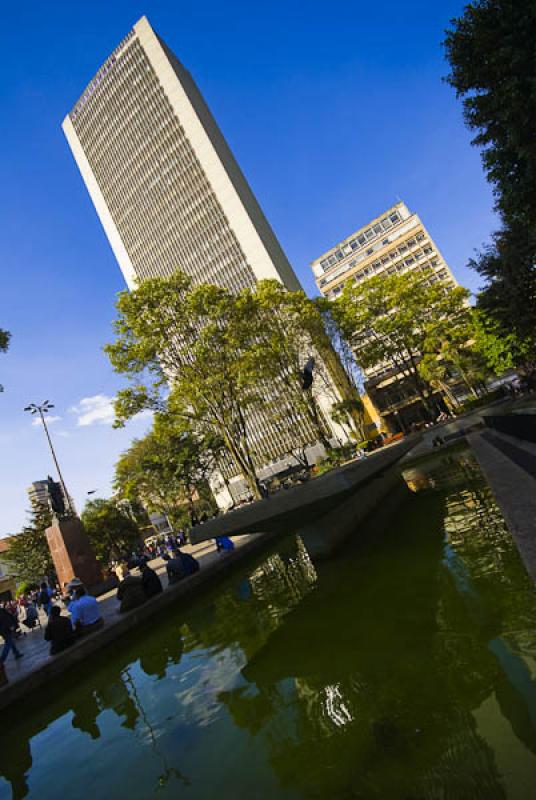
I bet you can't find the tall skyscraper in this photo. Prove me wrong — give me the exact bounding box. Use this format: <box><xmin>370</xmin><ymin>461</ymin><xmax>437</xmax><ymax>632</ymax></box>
<box><xmin>63</xmin><ymin>16</ymin><xmax>345</xmax><ymax>501</ymax></box>
<box><xmin>311</xmin><ymin>202</ymin><xmax>459</xmax><ymax>431</ymax></box>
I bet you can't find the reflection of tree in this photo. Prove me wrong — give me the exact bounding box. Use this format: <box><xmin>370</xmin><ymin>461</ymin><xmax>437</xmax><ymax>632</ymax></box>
<box><xmin>218</xmin><ymin>454</ymin><xmax>536</xmax><ymax>798</ymax></box>
<box><xmin>0</xmin><ymin>624</ymin><xmax>185</xmax><ymax>799</ymax></box>
<box><xmin>123</xmin><ymin>667</ymin><xmax>190</xmax><ymax>790</ymax></box>
<box><xmin>184</xmin><ymin>536</ymin><xmax>318</xmax><ymax>662</ymax></box>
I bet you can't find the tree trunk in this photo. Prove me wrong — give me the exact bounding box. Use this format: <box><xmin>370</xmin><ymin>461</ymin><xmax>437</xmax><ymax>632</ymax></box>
<box><xmin>315</xmin><ymin>333</ymin><xmax>366</xmax><ymax>435</ymax></box>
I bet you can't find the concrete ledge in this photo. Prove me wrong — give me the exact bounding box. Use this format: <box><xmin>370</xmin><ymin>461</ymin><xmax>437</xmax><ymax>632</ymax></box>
<box><xmin>468</xmin><ymin>431</ymin><xmax>536</xmax><ymax>584</ymax></box>
<box><xmin>190</xmin><ymin>437</ymin><xmax>418</xmax><ymax>543</ymax></box>
<box><xmin>0</xmin><ymin>531</ymin><xmax>281</xmax><ymax>712</ymax></box>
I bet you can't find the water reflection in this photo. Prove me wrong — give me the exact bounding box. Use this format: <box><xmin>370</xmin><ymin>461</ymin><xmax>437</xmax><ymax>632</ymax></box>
<box><xmin>2</xmin><ymin>449</ymin><xmax>536</xmax><ymax>799</ymax></box>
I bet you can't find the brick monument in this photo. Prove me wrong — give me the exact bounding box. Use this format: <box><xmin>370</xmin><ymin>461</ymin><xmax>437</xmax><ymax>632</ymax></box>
<box><xmin>46</xmin><ymin>516</ymin><xmax>104</xmax><ymax>591</ymax></box>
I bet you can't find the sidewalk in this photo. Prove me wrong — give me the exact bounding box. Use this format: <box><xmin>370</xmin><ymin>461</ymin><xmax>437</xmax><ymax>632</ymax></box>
<box><xmin>0</xmin><ymin>534</ymin><xmax>264</xmax><ymax>706</ymax></box>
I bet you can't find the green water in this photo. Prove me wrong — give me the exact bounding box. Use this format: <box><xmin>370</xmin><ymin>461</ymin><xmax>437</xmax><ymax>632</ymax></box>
<box><xmin>3</xmin><ymin>447</ymin><xmax>536</xmax><ymax>800</ymax></box>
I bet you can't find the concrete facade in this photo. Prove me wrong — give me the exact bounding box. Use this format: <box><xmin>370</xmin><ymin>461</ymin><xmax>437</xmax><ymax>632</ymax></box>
<box><xmin>311</xmin><ymin>202</ymin><xmax>459</xmax><ymax>431</ymax></box>
<box><xmin>62</xmin><ymin>16</ymin><xmax>350</xmax><ymax>497</ymax></box>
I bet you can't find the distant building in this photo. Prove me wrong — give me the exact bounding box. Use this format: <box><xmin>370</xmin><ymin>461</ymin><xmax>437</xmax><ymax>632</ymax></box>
<box><xmin>311</xmin><ymin>202</ymin><xmax>459</xmax><ymax>431</ymax></box>
<box><xmin>62</xmin><ymin>16</ymin><xmax>351</xmax><ymax>504</ymax></box>
<box><xmin>27</xmin><ymin>480</ymin><xmax>50</xmax><ymax>510</ymax></box>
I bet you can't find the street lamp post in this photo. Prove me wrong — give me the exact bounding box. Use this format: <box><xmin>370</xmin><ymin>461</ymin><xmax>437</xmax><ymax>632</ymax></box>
<box><xmin>24</xmin><ymin>400</ymin><xmax>72</xmax><ymax>514</ymax></box>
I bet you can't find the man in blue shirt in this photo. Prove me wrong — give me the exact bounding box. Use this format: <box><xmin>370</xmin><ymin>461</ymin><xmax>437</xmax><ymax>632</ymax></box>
<box><xmin>69</xmin><ymin>587</ymin><xmax>103</xmax><ymax>635</ymax></box>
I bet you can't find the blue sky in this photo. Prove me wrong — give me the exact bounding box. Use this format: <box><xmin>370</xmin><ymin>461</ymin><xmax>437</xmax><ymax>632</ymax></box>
<box><xmin>0</xmin><ymin>0</ymin><xmax>496</xmax><ymax>536</ymax></box>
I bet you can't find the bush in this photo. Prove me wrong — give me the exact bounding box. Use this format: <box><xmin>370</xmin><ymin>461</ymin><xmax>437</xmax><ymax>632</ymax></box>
<box><xmin>458</xmin><ymin>389</ymin><xmax>503</xmax><ymax>413</ymax></box>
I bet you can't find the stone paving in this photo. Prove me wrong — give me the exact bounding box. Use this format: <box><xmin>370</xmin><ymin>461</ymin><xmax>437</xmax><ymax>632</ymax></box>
<box><xmin>1</xmin><ymin>536</ymin><xmax>253</xmax><ymax>691</ymax></box>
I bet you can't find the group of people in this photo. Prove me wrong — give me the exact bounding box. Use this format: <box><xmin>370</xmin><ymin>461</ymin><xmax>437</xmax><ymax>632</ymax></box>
<box><xmin>0</xmin><ymin>540</ymin><xmax>212</xmax><ymax>685</ymax></box>
<box><xmin>116</xmin><ymin>550</ymin><xmax>200</xmax><ymax>612</ymax></box>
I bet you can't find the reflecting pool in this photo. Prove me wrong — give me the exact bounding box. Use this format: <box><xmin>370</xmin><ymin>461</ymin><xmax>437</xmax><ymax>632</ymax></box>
<box><xmin>2</xmin><ymin>447</ymin><xmax>536</xmax><ymax>799</ymax></box>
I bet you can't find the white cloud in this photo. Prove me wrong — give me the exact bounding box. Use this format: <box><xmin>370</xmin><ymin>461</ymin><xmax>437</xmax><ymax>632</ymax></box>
<box><xmin>32</xmin><ymin>415</ymin><xmax>61</xmax><ymax>426</ymax></box>
<box><xmin>70</xmin><ymin>395</ymin><xmax>115</xmax><ymax>427</ymax></box>
<box><xmin>133</xmin><ymin>409</ymin><xmax>154</xmax><ymax>422</ymax></box>
<box><xmin>70</xmin><ymin>395</ymin><xmax>154</xmax><ymax>427</ymax></box>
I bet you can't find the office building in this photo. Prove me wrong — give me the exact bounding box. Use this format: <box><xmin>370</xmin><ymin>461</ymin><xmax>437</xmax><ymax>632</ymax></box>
<box><xmin>311</xmin><ymin>202</ymin><xmax>458</xmax><ymax>431</ymax></box>
<box><xmin>63</xmin><ymin>16</ymin><xmax>347</xmax><ymax>502</ymax></box>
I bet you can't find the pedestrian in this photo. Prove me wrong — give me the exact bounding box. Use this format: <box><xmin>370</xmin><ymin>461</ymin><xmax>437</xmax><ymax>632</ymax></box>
<box><xmin>44</xmin><ymin>606</ymin><xmax>76</xmax><ymax>655</ymax></box>
<box><xmin>140</xmin><ymin>559</ymin><xmax>163</xmax><ymax>598</ymax></box>
<box><xmin>69</xmin><ymin>587</ymin><xmax>104</xmax><ymax>636</ymax></box>
<box><xmin>0</xmin><ymin>606</ymin><xmax>24</xmax><ymax>666</ymax></box>
<box><xmin>22</xmin><ymin>601</ymin><xmax>39</xmax><ymax>631</ymax></box>
<box><xmin>37</xmin><ymin>582</ymin><xmax>54</xmax><ymax>617</ymax></box>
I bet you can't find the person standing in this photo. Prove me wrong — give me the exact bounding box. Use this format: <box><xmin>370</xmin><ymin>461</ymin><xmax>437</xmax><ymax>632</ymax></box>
<box><xmin>37</xmin><ymin>582</ymin><xmax>54</xmax><ymax>617</ymax></box>
<box><xmin>0</xmin><ymin>606</ymin><xmax>24</xmax><ymax>665</ymax></box>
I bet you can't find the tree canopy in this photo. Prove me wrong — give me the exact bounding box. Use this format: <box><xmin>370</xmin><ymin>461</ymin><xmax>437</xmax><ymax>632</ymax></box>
<box><xmin>81</xmin><ymin>498</ymin><xmax>142</xmax><ymax>565</ymax></box>
<box><xmin>106</xmin><ymin>272</ymin><xmax>269</xmax><ymax>498</ymax></box>
<box><xmin>444</xmin><ymin>1</ymin><xmax>536</xmax><ymax>375</ymax></box>
<box><xmin>106</xmin><ymin>272</ymin><xmax>364</xmax><ymax>498</ymax></box>
<box><xmin>444</xmin><ymin>0</ymin><xmax>536</xmax><ymax>227</ymax></box>
<box><xmin>330</xmin><ymin>269</ymin><xmax>471</xmax><ymax>416</ymax></box>
<box><xmin>115</xmin><ymin>414</ymin><xmax>221</xmax><ymax>527</ymax></box>
<box><xmin>3</xmin><ymin>503</ymin><xmax>56</xmax><ymax>586</ymax></box>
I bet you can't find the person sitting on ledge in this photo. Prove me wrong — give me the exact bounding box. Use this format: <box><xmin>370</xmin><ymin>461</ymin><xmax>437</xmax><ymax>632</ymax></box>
<box><xmin>163</xmin><ymin>550</ymin><xmax>200</xmax><ymax>584</ymax></box>
<box><xmin>69</xmin><ymin>587</ymin><xmax>104</xmax><ymax>636</ymax></box>
<box><xmin>116</xmin><ymin>570</ymin><xmax>147</xmax><ymax>613</ymax></box>
<box><xmin>44</xmin><ymin>605</ymin><xmax>76</xmax><ymax>655</ymax></box>
<box><xmin>215</xmin><ymin>535</ymin><xmax>234</xmax><ymax>553</ymax></box>
<box><xmin>140</xmin><ymin>559</ymin><xmax>163</xmax><ymax>598</ymax></box>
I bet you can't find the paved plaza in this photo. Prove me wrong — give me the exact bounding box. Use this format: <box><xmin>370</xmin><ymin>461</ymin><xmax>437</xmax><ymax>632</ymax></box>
<box><xmin>0</xmin><ymin>535</ymin><xmax>257</xmax><ymax>698</ymax></box>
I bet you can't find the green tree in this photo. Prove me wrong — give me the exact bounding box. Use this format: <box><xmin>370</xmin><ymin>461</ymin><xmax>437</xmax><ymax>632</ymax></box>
<box><xmin>105</xmin><ymin>272</ymin><xmax>269</xmax><ymax>499</ymax></box>
<box><xmin>419</xmin><ymin>299</ymin><xmax>490</xmax><ymax>405</ymax></box>
<box><xmin>444</xmin><ymin>2</ymin><xmax>536</xmax><ymax>376</ymax></box>
<box><xmin>249</xmin><ymin>280</ymin><xmax>366</xmax><ymax>447</ymax></box>
<box><xmin>81</xmin><ymin>498</ymin><xmax>141</xmax><ymax>565</ymax></box>
<box><xmin>115</xmin><ymin>414</ymin><xmax>221</xmax><ymax>527</ymax></box>
<box><xmin>3</xmin><ymin>504</ymin><xmax>56</xmax><ymax>585</ymax></box>
<box><xmin>444</xmin><ymin>1</ymin><xmax>536</xmax><ymax>226</ymax></box>
<box><xmin>469</xmin><ymin>225</ymin><xmax>536</xmax><ymax>375</ymax></box>
<box><xmin>332</xmin><ymin>269</ymin><xmax>471</xmax><ymax>418</ymax></box>
<box><xmin>0</xmin><ymin>327</ymin><xmax>10</xmax><ymax>393</ymax></box>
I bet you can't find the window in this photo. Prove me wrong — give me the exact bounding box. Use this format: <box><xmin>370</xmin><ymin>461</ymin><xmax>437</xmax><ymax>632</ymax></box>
<box><xmin>382</xmin><ymin>238</ymin><xmax>389</xmax><ymax>246</ymax></box>
<box><xmin>423</xmin><ymin>245</ymin><xmax>432</xmax><ymax>255</ymax></box>
<box><xmin>390</xmin><ymin>212</ymin><xmax>399</xmax><ymax>224</ymax></box>
<box><xmin>373</xmin><ymin>224</ymin><xmax>383</xmax><ymax>234</ymax></box>
<box><xmin>398</xmin><ymin>244</ymin><xmax>408</xmax><ymax>254</ymax></box>
<box><xmin>365</xmin><ymin>229</ymin><xmax>374</xmax><ymax>241</ymax></box>
<box><xmin>358</xmin><ymin>235</ymin><xmax>366</xmax><ymax>245</ymax></box>
<box><xmin>405</xmin><ymin>257</ymin><xmax>415</xmax><ymax>266</ymax></box>
<box><xmin>366</xmin><ymin>248</ymin><xmax>373</xmax><ymax>256</ymax></box>
<box><xmin>416</xmin><ymin>233</ymin><xmax>425</xmax><ymax>242</ymax></box>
